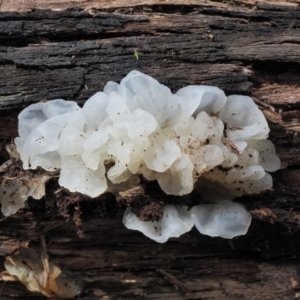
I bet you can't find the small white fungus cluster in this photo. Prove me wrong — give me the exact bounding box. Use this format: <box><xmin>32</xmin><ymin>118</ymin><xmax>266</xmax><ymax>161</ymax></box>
<box><xmin>11</xmin><ymin>70</ymin><xmax>280</xmax><ymax>241</ymax></box>
<box><xmin>124</xmin><ymin>199</ymin><xmax>251</xmax><ymax>243</ymax></box>
<box><xmin>123</xmin><ymin>178</ymin><xmax>251</xmax><ymax>243</ymax></box>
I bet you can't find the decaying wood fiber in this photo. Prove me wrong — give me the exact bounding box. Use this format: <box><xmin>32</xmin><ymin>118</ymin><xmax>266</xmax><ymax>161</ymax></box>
<box><xmin>0</xmin><ymin>2</ymin><xmax>300</xmax><ymax>299</ymax></box>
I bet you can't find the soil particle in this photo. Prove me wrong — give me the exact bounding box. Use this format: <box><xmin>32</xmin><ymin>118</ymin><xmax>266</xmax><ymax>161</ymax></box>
<box><xmin>131</xmin><ymin>199</ymin><xmax>163</xmax><ymax>222</ymax></box>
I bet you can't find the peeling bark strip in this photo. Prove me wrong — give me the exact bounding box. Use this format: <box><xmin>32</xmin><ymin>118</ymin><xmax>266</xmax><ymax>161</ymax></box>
<box><xmin>0</xmin><ymin>2</ymin><xmax>300</xmax><ymax>300</ymax></box>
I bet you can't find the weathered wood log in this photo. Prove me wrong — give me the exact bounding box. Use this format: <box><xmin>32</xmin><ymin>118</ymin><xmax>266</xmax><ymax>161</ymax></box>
<box><xmin>0</xmin><ymin>2</ymin><xmax>300</xmax><ymax>299</ymax></box>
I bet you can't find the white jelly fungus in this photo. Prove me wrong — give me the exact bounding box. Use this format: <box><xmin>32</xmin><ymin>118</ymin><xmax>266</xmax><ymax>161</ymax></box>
<box><xmin>123</xmin><ymin>205</ymin><xmax>195</xmax><ymax>243</ymax></box>
<box><xmin>123</xmin><ymin>180</ymin><xmax>251</xmax><ymax>242</ymax></box>
<box><xmin>9</xmin><ymin>70</ymin><xmax>280</xmax><ymax>241</ymax></box>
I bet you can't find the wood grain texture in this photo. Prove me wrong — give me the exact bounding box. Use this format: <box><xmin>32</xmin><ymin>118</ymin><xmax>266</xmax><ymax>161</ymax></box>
<box><xmin>0</xmin><ymin>2</ymin><xmax>300</xmax><ymax>300</ymax></box>
<box><xmin>2</xmin><ymin>0</ymin><xmax>299</xmax><ymax>13</ymax></box>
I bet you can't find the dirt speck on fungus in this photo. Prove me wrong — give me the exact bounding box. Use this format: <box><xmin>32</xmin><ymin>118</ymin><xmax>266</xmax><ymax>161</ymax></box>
<box><xmin>132</xmin><ymin>200</ymin><xmax>163</xmax><ymax>222</ymax></box>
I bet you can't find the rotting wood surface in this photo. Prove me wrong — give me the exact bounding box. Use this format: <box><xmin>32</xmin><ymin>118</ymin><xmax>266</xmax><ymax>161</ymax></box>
<box><xmin>0</xmin><ymin>2</ymin><xmax>300</xmax><ymax>300</ymax></box>
<box><xmin>1</xmin><ymin>0</ymin><xmax>299</xmax><ymax>13</ymax></box>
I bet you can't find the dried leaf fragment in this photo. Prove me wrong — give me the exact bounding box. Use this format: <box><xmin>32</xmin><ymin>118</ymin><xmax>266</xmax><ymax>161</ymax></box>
<box><xmin>0</xmin><ymin>173</ymin><xmax>51</xmax><ymax>216</ymax></box>
<box><xmin>4</xmin><ymin>249</ymin><xmax>83</xmax><ymax>298</ymax></box>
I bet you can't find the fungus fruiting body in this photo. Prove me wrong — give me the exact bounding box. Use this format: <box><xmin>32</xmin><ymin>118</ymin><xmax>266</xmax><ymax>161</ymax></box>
<box><xmin>3</xmin><ymin>70</ymin><xmax>280</xmax><ymax>242</ymax></box>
